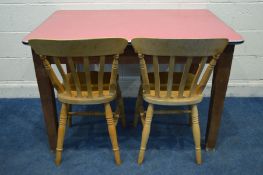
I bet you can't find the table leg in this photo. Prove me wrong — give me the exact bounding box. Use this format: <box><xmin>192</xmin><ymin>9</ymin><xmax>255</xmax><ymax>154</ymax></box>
<box><xmin>32</xmin><ymin>49</ymin><xmax>58</xmax><ymax>151</ymax></box>
<box><xmin>205</xmin><ymin>45</ymin><xmax>235</xmax><ymax>150</ymax></box>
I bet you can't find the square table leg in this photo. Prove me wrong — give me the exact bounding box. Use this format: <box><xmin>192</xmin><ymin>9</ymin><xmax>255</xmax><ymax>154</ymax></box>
<box><xmin>32</xmin><ymin>49</ymin><xmax>58</xmax><ymax>151</ymax></box>
<box><xmin>205</xmin><ymin>45</ymin><xmax>235</xmax><ymax>150</ymax></box>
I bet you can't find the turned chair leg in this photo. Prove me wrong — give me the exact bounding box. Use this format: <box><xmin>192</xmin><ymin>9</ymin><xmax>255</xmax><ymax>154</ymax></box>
<box><xmin>188</xmin><ymin>105</ymin><xmax>192</xmax><ymax>127</ymax></box>
<box><xmin>55</xmin><ymin>103</ymin><xmax>68</xmax><ymax>166</ymax></box>
<box><xmin>138</xmin><ymin>103</ymin><xmax>154</xmax><ymax>164</ymax></box>
<box><xmin>67</xmin><ymin>104</ymin><xmax>72</xmax><ymax>128</ymax></box>
<box><xmin>191</xmin><ymin>105</ymin><xmax>202</xmax><ymax>164</ymax></box>
<box><xmin>104</xmin><ymin>103</ymin><xmax>122</xmax><ymax>165</ymax></box>
<box><xmin>116</xmin><ymin>84</ymin><xmax>126</xmax><ymax>128</ymax></box>
<box><xmin>134</xmin><ymin>85</ymin><xmax>144</xmax><ymax>127</ymax></box>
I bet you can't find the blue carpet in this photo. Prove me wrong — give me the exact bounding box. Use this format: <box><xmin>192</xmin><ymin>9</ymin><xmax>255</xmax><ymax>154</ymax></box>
<box><xmin>0</xmin><ymin>98</ymin><xmax>262</xmax><ymax>175</ymax></box>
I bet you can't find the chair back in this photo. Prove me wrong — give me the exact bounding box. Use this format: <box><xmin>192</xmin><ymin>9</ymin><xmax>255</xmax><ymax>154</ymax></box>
<box><xmin>29</xmin><ymin>38</ymin><xmax>128</xmax><ymax>97</ymax></box>
<box><xmin>131</xmin><ymin>38</ymin><xmax>228</xmax><ymax>98</ymax></box>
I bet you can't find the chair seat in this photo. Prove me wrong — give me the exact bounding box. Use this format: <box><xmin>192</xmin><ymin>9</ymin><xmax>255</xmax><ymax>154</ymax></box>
<box><xmin>143</xmin><ymin>72</ymin><xmax>203</xmax><ymax>106</ymax></box>
<box><xmin>58</xmin><ymin>71</ymin><xmax>116</xmax><ymax>105</ymax></box>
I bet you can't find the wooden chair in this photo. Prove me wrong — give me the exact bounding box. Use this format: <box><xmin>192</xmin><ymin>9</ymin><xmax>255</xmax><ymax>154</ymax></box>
<box><xmin>29</xmin><ymin>38</ymin><xmax>128</xmax><ymax>165</ymax></box>
<box><xmin>131</xmin><ymin>38</ymin><xmax>228</xmax><ymax>164</ymax></box>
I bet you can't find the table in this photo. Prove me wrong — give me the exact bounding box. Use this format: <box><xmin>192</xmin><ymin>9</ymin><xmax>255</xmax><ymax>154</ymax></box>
<box><xmin>23</xmin><ymin>10</ymin><xmax>243</xmax><ymax>151</ymax></box>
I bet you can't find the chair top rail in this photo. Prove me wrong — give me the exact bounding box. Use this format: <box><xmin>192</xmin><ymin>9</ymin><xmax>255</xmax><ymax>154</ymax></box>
<box><xmin>29</xmin><ymin>38</ymin><xmax>128</xmax><ymax>57</ymax></box>
<box><xmin>131</xmin><ymin>38</ymin><xmax>228</xmax><ymax>57</ymax></box>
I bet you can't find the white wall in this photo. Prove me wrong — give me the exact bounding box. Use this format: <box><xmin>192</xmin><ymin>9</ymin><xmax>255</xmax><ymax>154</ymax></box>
<box><xmin>0</xmin><ymin>0</ymin><xmax>262</xmax><ymax>97</ymax></box>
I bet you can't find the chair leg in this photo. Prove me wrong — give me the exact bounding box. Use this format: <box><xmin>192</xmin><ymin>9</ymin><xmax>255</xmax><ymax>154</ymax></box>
<box><xmin>55</xmin><ymin>103</ymin><xmax>68</xmax><ymax>166</ymax></box>
<box><xmin>133</xmin><ymin>85</ymin><xmax>144</xmax><ymax>127</ymax></box>
<box><xmin>67</xmin><ymin>104</ymin><xmax>72</xmax><ymax>128</ymax></box>
<box><xmin>188</xmin><ymin>106</ymin><xmax>192</xmax><ymax>127</ymax></box>
<box><xmin>138</xmin><ymin>103</ymin><xmax>154</xmax><ymax>164</ymax></box>
<box><xmin>104</xmin><ymin>103</ymin><xmax>122</xmax><ymax>165</ymax></box>
<box><xmin>191</xmin><ymin>105</ymin><xmax>202</xmax><ymax>164</ymax></box>
<box><xmin>116</xmin><ymin>84</ymin><xmax>126</xmax><ymax>128</ymax></box>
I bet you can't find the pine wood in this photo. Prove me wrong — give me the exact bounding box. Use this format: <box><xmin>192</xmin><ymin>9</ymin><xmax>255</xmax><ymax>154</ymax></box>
<box><xmin>68</xmin><ymin>111</ymin><xmax>105</xmax><ymax>116</ymax></box>
<box><xmin>116</xmin><ymin>83</ymin><xmax>126</xmax><ymax>128</ymax></box>
<box><xmin>105</xmin><ymin>103</ymin><xmax>121</xmax><ymax>165</ymax></box>
<box><xmin>83</xmin><ymin>57</ymin><xmax>93</xmax><ymax>97</ymax></box>
<box><xmin>138</xmin><ymin>104</ymin><xmax>154</xmax><ymax>164</ymax></box>
<box><xmin>153</xmin><ymin>109</ymin><xmax>191</xmax><ymax>115</ymax></box>
<box><xmin>67</xmin><ymin>104</ymin><xmax>72</xmax><ymax>127</ymax></box>
<box><xmin>134</xmin><ymin>85</ymin><xmax>144</xmax><ymax>127</ymax></box>
<box><xmin>25</xmin><ymin>10</ymin><xmax>243</xmax><ymax>153</ymax></box>
<box><xmin>54</xmin><ymin>58</ymin><xmax>71</xmax><ymax>94</ymax></box>
<box><xmin>98</xmin><ymin>56</ymin><xmax>105</xmax><ymax>96</ymax></box>
<box><xmin>29</xmin><ymin>38</ymin><xmax>128</xmax><ymax>57</ymax></box>
<box><xmin>109</xmin><ymin>55</ymin><xmax>119</xmax><ymax>93</ymax></box>
<box><xmin>39</xmin><ymin>56</ymin><xmax>64</xmax><ymax>93</ymax></box>
<box><xmin>189</xmin><ymin>57</ymin><xmax>207</xmax><ymax>96</ymax></box>
<box><xmin>178</xmin><ymin>57</ymin><xmax>192</xmax><ymax>98</ymax></box>
<box><xmin>138</xmin><ymin>54</ymin><xmax>150</xmax><ymax>93</ymax></box>
<box><xmin>132</xmin><ymin>38</ymin><xmax>228</xmax><ymax>56</ymax></box>
<box><xmin>55</xmin><ymin>103</ymin><xmax>68</xmax><ymax>165</ymax></box>
<box><xmin>153</xmin><ymin>56</ymin><xmax>160</xmax><ymax>97</ymax></box>
<box><xmin>191</xmin><ymin>105</ymin><xmax>202</xmax><ymax>164</ymax></box>
<box><xmin>29</xmin><ymin>38</ymin><xmax>128</xmax><ymax>165</ymax></box>
<box><xmin>167</xmin><ymin>56</ymin><xmax>175</xmax><ymax>98</ymax></box>
<box><xmin>68</xmin><ymin>57</ymin><xmax>82</xmax><ymax>97</ymax></box>
<box><xmin>132</xmin><ymin>38</ymin><xmax>228</xmax><ymax>164</ymax></box>
<box><xmin>196</xmin><ymin>55</ymin><xmax>220</xmax><ymax>94</ymax></box>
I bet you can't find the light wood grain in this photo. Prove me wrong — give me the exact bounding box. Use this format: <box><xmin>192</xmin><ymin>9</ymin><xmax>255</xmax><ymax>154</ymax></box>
<box><xmin>196</xmin><ymin>55</ymin><xmax>221</xmax><ymax>94</ymax></box>
<box><xmin>54</xmin><ymin>58</ymin><xmax>71</xmax><ymax>94</ymax></box>
<box><xmin>132</xmin><ymin>38</ymin><xmax>228</xmax><ymax>56</ymax></box>
<box><xmin>68</xmin><ymin>57</ymin><xmax>82</xmax><ymax>97</ymax></box>
<box><xmin>83</xmin><ymin>57</ymin><xmax>93</xmax><ymax>97</ymax></box>
<box><xmin>166</xmin><ymin>56</ymin><xmax>175</xmax><ymax>98</ymax></box>
<box><xmin>134</xmin><ymin>85</ymin><xmax>144</xmax><ymax>127</ymax></box>
<box><xmin>109</xmin><ymin>55</ymin><xmax>119</xmax><ymax>94</ymax></box>
<box><xmin>67</xmin><ymin>104</ymin><xmax>72</xmax><ymax>127</ymax></box>
<box><xmin>132</xmin><ymin>38</ymin><xmax>227</xmax><ymax>165</ymax></box>
<box><xmin>116</xmin><ymin>83</ymin><xmax>126</xmax><ymax>128</ymax></box>
<box><xmin>139</xmin><ymin>54</ymin><xmax>150</xmax><ymax>94</ymax></box>
<box><xmin>29</xmin><ymin>38</ymin><xmax>128</xmax><ymax>165</ymax></box>
<box><xmin>178</xmin><ymin>57</ymin><xmax>192</xmax><ymax>98</ymax></box>
<box><xmin>55</xmin><ymin>103</ymin><xmax>68</xmax><ymax>165</ymax></box>
<box><xmin>189</xmin><ymin>57</ymin><xmax>207</xmax><ymax>96</ymax></box>
<box><xmin>29</xmin><ymin>38</ymin><xmax>128</xmax><ymax>57</ymax></box>
<box><xmin>191</xmin><ymin>105</ymin><xmax>202</xmax><ymax>164</ymax></box>
<box><xmin>98</xmin><ymin>56</ymin><xmax>105</xmax><ymax>97</ymax></box>
<box><xmin>105</xmin><ymin>103</ymin><xmax>121</xmax><ymax>165</ymax></box>
<box><xmin>40</xmin><ymin>56</ymin><xmax>64</xmax><ymax>93</ymax></box>
<box><xmin>153</xmin><ymin>56</ymin><xmax>160</xmax><ymax>97</ymax></box>
<box><xmin>138</xmin><ymin>103</ymin><xmax>154</xmax><ymax>164</ymax></box>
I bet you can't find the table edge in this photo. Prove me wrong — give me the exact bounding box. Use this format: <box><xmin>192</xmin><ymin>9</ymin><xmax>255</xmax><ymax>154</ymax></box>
<box><xmin>22</xmin><ymin>40</ymin><xmax>244</xmax><ymax>46</ymax></box>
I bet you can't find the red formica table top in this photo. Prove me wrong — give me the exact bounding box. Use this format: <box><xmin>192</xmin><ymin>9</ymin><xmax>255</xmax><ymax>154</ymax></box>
<box><xmin>23</xmin><ymin>10</ymin><xmax>243</xmax><ymax>44</ymax></box>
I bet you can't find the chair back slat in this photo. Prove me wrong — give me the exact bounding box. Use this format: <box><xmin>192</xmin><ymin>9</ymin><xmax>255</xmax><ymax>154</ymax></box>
<box><xmin>153</xmin><ymin>56</ymin><xmax>160</xmax><ymax>97</ymax></box>
<box><xmin>29</xmin><ymin>38</ymin><xmax>128</xmax><ymax>100</ymax></box>
<box><xmin>54</xmin><ymin>58</ymin><xmax>71</xmax><ymax>94</ymax></box>
<box><xmin>68</xmin><ymin>57</ymin><xmax>82</xmax><ymax>97</ymax></box>
<box><xmin>98</xmin><ymin>56</ymin><xmax>105</xmax><ymax>97</ymax></box>
<box><xmin>132</xmin><ymin>38</ymin><xmax>228</xmax><ymax>100</ymax></box>
<box><xmin>178</xmin><ymin>57</ymin><xmax>192</xmax><ymax>98</ymax></box>
<box><xmin>166</xmin><ymin>56</ymin><xmax>175</xmax><ymax>98</ymax></box>
<box><xmin>83</xmin><ymin>57</ymin><xmax>93</xmax><ymax>97</ymax></box>
<box><xmin>196</xmin><ymin>55</ymin><xmax>220</xmax><ymax>94</ymax></box>
<box><xmin>40</xmin><ymin>56</ymin><xmax>65</xmax><ymax>93</ymax></box>
<box><xmin>109</xmin><ymin>54</ymin><xmax>119</xmax><ymax>93</ymax></box>
<box><xmin>189</xmin><ymin>57</ymin><xmax>207</xmax><ymax>96</ymax></box>
<box><xmin>139</xmin><ymin>54</ymin><xmax>150</xmax><ymax>93</ymax></box>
